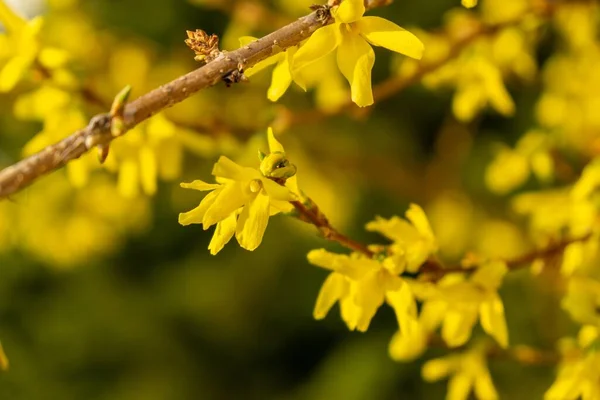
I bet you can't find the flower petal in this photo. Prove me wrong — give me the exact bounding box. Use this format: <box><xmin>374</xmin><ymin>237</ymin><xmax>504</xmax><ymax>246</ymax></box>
<box><xmin>261</xmin><ymin>178</ymin><xmax>295</xmax><ymax>201</ymax></box>
<box><xmin>335</xmin><ymin>0</ymin><xmax>365</xmax><ymax>24</ymax></box>
<box><xmin>314</xmin><ymin>272</ymin><xmax>347</xmax><ymax>319</ymax></box>
<box><xmin>293</xmin><ymin>23</ymin><xmax>341</xmax><ymax>74</ymax></box>
<box><xmin>0</xmin><ymin>0</ymin><xmax>26</xmax><ymax>34</ymax></box>
<box><xmin>441</xmin><ymin>308</ymin><xmax>478</xmax><ymax>347</ymax></box>
<box><xmin>203</xmin><ymin>182</ymin><xmax>247</xmax><ymax>228</ymax></box>
<box><xmin>139</xmin><ymin>145</ymin><xmax>157</xmax><ymax>196</ymax></box>
<box><xmin>117</xmin><ymin>159</ymin><xmax>139</xmax><ymax>199</ymax></box>
<box><xmin>357</xmin><ymin>16</ymin><xmax>424</xmax><ymax>59</ymax></box>
<box><xmin>180</xmin><ymin>180</ymin><xmax>221</xmax><ymax>191</ymax></box>
<box><xmin>479</xmin><ymin>295</ymin><xmax>509</xmax><ymax>348</ymax></box>
<box><xmin>208</xmin><ymin>213</ymin><xmax>237</xmax><ymax>255</ymax></box>
<box><xmin>336</xmin><ymin>34</ymin><xmax>375</xmax><ymax>107</ymax></box>
<box><xmin>212</xmin><ymin>156</ymin><xmax>259</xmax><ymax>181</ymax></box>
<box><xmin>267</xmin><ymin>126</ymin><xmax>285</xmax><ymax>153</ymax></box>
<box><xmin>178</xmin><ymin>188</ymin><xmax>220</xmax><ymax>226</ymax></box>
<box><xmin>236</xmin><ymin>190</ymin><xmax>270</xmax><ymax>251</ymax></box>
<box><xmin>267</xmin><ymin>56</ymin><xmax>293</xmax><ymax>101</ymax></box>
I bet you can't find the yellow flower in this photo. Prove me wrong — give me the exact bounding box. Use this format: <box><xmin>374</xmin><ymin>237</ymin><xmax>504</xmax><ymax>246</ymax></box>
<box><xmin>293</xmin><ymin>0</ymin><xmax>423</xmax><ymax>107</ymax></box>
<box><xmin>461</xmin><ymin>0</ymin><xmax>478</xmax><ymax>8</ymax></box>
<box><xmin>179</xmin><ymin>128</ymin><xmax>296</xmax><ymax>254</ymax></box>
<box><xmin>422</xmin><ymin>343</ymin><xmax>498</xmax><ymax>400</ymax></box>
<box><xmin>0</xmin><ymin>0</ymin><xmax>69</xmax><ymax>92</ymax></box>
<box><xmin>240</xmin><ymin>36</ymin><xmax>297</xmax><ymax>102</ymax></box>
<box><xmin>545</xmin><ymin>326</ymin><xmax>600</xmax><ymax>400</ymax></box>
<box><xmin>308</xmin><ymin>248</ymin><xmax>427</xmax><ymax>359</ymax></box>
<box><xmin>415</xmin><ymin>261</ymin><xmax>509</xmax><ymax>349</ymax></box>
<box><xmin>366</xmin><ymin>204</ymin><xmax>438</xmax><ymax>273</ymax></box>
<box><xmin>562</xmin><ymin>277</ymin><xmax>600</xmax><ymax>327</ymax></box>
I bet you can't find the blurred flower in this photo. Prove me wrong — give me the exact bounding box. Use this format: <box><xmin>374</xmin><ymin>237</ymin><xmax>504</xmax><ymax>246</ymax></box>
<box><xmin>308</xmin><ymin>247</ymin><xmax>426</xmax><ymax>356</ymax></box>
<box><xmin>414</xmin><ymin>261</ymin><xmax>509</xmax><ymax>348</ymax></box>
<box><xmin>179</xmin><ymin>128</ymin><xmax>296</xmax><ymax>254</ymax></box>
<box><xmin>366</xmin><ymin>204</ymin><xmax>438</xmax><ymax>273</ymax></box>
<box><xmin>485</xmin><ymin>130</ymin><xmax>554</xmax><ymax>194</ymax></box>
<box><xmin>293</xmin><ymin>0</ymin><xmax>423</xmax><ymax>107</ymax></box>
<box><xmin>422</xmin><ymin>342</ymin><xmax>498</xmax><ymax>400</ymax></box>
<box><xmin>0</xmin><ymin>0</ymin><xmax>69</xmax><ymax>92</ymax></box>
<box><xmin>545</xmin><ymin>326</ymin><xmax>600</xmax><ymax>400</ymax></box>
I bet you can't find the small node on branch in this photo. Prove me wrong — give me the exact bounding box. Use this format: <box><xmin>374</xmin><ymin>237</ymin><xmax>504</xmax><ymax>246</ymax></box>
<box><xmin>309</xmin><ymin>4</ymin><xmax>332</xmax><ymax>24</ymax></box>
<box><xmin>222</xmin><ymin>63</ymin><xmax>248</xmax><ymax>87</ymax></box>
<box><xmin>185</xmin><ymin>29</ymin><xmax>221</xmax><ymax>63</ymax></box>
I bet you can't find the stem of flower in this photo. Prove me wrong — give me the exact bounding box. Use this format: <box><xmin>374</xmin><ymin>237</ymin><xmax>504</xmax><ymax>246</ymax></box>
<box><xmin>290</xmin><ymin>199</ymin><xmax>375</xmax><ymax>257</ymax></box>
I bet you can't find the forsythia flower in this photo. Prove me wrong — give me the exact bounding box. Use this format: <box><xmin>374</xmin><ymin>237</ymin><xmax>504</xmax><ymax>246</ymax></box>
<box><xmin>562</xmin><ymin>277</ymin><xmax>600</xmax><ymax>327</ymax></box>
<box><xmin>366</xmin><ymin>204</ymin><xmax>438</xmax><ymax>273</ymax></box>
<box><xmin>293</xmin><ymin>0</ymin><xmax>423</xmax><ymax>107</ymax></box>
<box><xmin>0</xmin><ymin>0</ymin><xmax>68</xmax><ymax>92</ymax></box>
<box><xmin>422</xmin><ymin>343</ymin><xmax>498</xmax><ymax>400</ymax></box>
<box><xmin>415</xmin><ymin>261</ymin><xmax>509</xmax><ymax>348</ymax></box>
<box><xmin>179</xmin><ymin>128</ymin><xmax>297</xmax><ymax>254</ymax></box>
<box><xmin>545</xmin><ymin>326</ymin><xmax>600</xmax><ymax>400</ymax></box>
<box><xmin>308</xmin><ymin>248</ymin><xmax>427</xmax><ymax>359</ymax></box>
<box><xmin>461</xmin><ymin>0</ymin><xmax>478</xmax><ymax>8</ymax></box>
<box><xmin>240</xmin><ymin>36</ymin><xmax>297</xmax><ymax>102</ymax></box>
<box><xmin>485</xmin><ymin>130</ymin><xmax>554</xmax><ymax>194</ymax></box>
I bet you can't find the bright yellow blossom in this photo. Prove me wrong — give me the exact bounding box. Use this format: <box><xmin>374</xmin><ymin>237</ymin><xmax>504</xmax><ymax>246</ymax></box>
<box><xmin>308</xmin><ymin>247</ymin><xmax>426</xmax><ymax>359</ymax></box>
<box><xmin>0</xmin><ymin>0</ymin><xmax>69</xmax><ymax>92</ymax></box>
<box><xmin>179</xmin><ymin>128</ymin><xmax>297</xmax><ymax>254</ymax></box>
<box><xmin>422</xmin><ymin>343</ymin><xmax>498</xmax><ymax>400</ymax></box>
<box><xmin>545</xmin><ymin>326</ymin><xmax>600</xmax><ymax>400</ymax></box>
<box><xmin>366</xmin><ymin>204</ymin><xmax>438</xmax><ymax>273</ymax></box>
<box><xmin>414</xmin><ymin>261</ymin><xmax>509</xmax><ymax>348</ymax></box>
<box><xmin>240</xmin><ymin>36</ymin><xmax>297</xmax><ymax>102</ymax></box>
<box><xmin>461</xmin><ymin>0</ymin><xmax>478</xmax><ymax>8</ymax></box>
<box><xmin>293</xmin><ymin>0</ymin><xmax>423</xmax><ymax>107</ymax></box>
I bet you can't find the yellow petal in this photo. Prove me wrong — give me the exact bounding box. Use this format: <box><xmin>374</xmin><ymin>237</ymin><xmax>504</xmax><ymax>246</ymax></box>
<box><xmin>267</xmin><ymin>126</ymin><xmax>285</xmax><ymax>153</ymax></box>
<box><xmin>212</xmin><ymin>156</ymin><xmax>259</xmax><ymax>181</ymax></box>
<box><xmin>422</xmin><ymin>357</ymin><xmax>454</xmax><ymax>382</ymax></box>
<box><xmin>208</xmin><ymin>213</ymin><xmax>237</xmax><ymax>255</ymax></box>
<box><xmin>307</xmin><ymin>248</ymin><xmax>341</xmax><ymax>272</ymax></box>
<box><xmin>340</xmin><ymin>293</ymin><xmax>361</xmax><ymax>330</ymax></box>
<box><xmin>179</xmin><ymin>189</ymin><xmax>220</xmax><ymax>226</ymax></box>
<box><xmin>0</xmin><ymin>0</ymin><xmax>26</xmax><ymax>33</ymax></box>
<box><xmin>261</xmin><ymin>178</ymin><xmax>295</xmax><ymax>201</ymax></box>
<box><xmin>236</xmin><ymin>190</ymin><xmax>270</xmax><ymax>251</ymax></box>
<box><xmin>406</xmin><ymin>203</ymin><xmax>436</xmax><ymax>243</ymax></box>
<box><xmin>473</xmin><ymin>369</ymin><xmax>499</xmax><ymax>400</ymax></box>
<box><xmin>313</xmin><ymin>272</ymin><xmax>347</xmax><ymax>319</ymax></box>
<box><xmin>479</xmin><ymin>295</ymin><xmax>509</xmax><ymax>348</ymax></box>
<box><xmin>66</xmin><ymin>159</ymin><xmax>89</xmax><ymax>188</ymax></box>
<box><xmin>447</xmin><ymin>373</ymin><xmax>473</xmax><ymax>400</ymax></box>
<box><xmin>180</xmin><ymin>180</ymin><xmax>221</xmax><ymax>191</ymax></box>
<box><xmin>357</xmin><ymin>16</ymin><xmax>424</xmax><ymax>59</ymax></box>
<box><xmin>442</xmin><ymin>308</ymin><xmax>478</xmax><ymax>347</ymax></box>
<box><xmin>203</xmin><ymin>182</ymin><xmax>247</xmax><ymax>228</ymax></box>
<box><xmin>0</xmin><ymin>55</ymin><xmax>31</xmax><ymax>92</ymax></box>
<box><xmin>388</xmin><ymin>320</ymin><xmax>427</xmax><ymax>361</ymax></box>
<box><xmin>354</xmin><ymin>271</ymin><xmax>385</xmax><ymax>331</ymax></box>
<box><xmin>118</xmin><ymin>159</ymin><xmax>139</xmax><ymax>199</ymax></box>
<box><xmin>336</xmin><ymin>34</ymin><xmax>375</xmax><ymax>107</ymax></box>
<box><xmin>267</xmin><ymin>54</ymin><xmax>293</xmax><ymax>102</ymax></box>
<box><xmin>335</xmin><ymin>0</ymin><xmax>365</xmax><ymax>24</ymax></box>
<box><xmin>139</xmin><ymin>145</ymin><xmax>157</xmax><ymax>196</ymax></box>
<box><xmin>293</xmin><ymin>23</ymin><xmax>341</xmax><ymax>73</ymax></box>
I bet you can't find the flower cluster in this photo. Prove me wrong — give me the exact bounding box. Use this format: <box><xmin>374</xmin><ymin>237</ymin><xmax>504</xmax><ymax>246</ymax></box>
<box><xmin>179</xmin><ymin>129</ymin><xmax>297</xmax><ymax>254</ymax></box>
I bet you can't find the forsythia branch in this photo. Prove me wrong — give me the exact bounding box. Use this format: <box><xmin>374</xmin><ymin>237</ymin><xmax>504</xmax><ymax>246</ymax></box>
<box><xmin>0</xmin><ymin>1</ymin><xmax>388</xmax><ymax>200</ymax></box>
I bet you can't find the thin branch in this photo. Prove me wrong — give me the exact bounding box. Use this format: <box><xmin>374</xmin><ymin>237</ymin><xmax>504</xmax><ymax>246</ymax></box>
<box><xmin>291</xmin><ymin>198</ymin><xmax>375</xmax><ymax>257</ymax></box>
<box><xmin>419</xmin><ymin>233</ymin><xmax>594</xmax><ymax>281</ymax></box>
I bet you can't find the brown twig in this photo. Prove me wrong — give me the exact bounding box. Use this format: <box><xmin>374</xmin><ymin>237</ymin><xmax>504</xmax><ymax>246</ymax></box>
<box><xmin>291</xmin><ymin>198</ymin><xmax>375</xmax><ymax>257</ymax></box>
<box><xmin>420</xmin><ymin>232</ymin><xmax>594</xmax><ymax>281</ymax></box>
<box><xmin>0</xmin><ymin>1</ymin><xmax>385</xmax><ymax>199</ymax></box>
